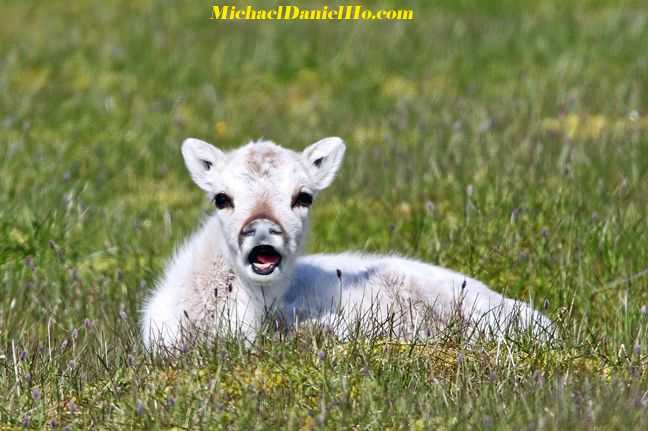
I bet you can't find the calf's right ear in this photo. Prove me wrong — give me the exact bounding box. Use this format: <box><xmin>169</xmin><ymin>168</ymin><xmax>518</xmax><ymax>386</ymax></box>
<box><xmin>302</xmin><ymin>137</ymin><xmax>346</xmax><ymax>191</ymax></box>
<box><xmin>181</xmin><ymin>138</ymin><xmax>224</xmax><ymax>192</ymax></box>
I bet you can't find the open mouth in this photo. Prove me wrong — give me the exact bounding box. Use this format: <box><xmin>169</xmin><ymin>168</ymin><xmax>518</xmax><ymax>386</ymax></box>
<box><xmin>248</xmin><ymin>245</ymin><xmax>282</xmax><ymax>275</ymax></box>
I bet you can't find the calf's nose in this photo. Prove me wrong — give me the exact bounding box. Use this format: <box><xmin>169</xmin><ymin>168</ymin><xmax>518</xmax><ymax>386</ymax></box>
<box><xmin>239</xmin><ymin>218</ymin><xmax>284</xmax><ymax>242</ymax></box>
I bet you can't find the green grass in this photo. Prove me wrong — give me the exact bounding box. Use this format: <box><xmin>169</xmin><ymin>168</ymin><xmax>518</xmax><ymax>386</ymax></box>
<box><xmin>1</xmin><ymin>0</ymin><xmax>647</xmax><ymax>428</ymax></box>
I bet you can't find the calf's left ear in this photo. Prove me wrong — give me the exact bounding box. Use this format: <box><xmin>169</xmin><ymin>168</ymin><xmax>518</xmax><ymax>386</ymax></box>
<box><xmin>181</xmin><ymin>138</ymin><xmax>224</xmax><ymax>192</ymax></box>
<box><xmin>301</xmin><ymin>137</ymin><xmax>346</xmax><ymax>191</ymax></box>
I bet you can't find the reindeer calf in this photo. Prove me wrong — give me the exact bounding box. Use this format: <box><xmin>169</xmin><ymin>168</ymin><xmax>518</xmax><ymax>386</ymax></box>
<box><xmin>141</xmin><ymin>137</ymin><xmax>552</xmax><ymax>351</ymax></box>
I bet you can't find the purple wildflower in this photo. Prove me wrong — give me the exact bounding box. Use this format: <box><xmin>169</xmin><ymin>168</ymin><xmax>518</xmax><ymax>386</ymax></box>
<box><xmin>135</xmin><ymin>400</ymin><xmax>145</xmax><ymax>416</ymax></box>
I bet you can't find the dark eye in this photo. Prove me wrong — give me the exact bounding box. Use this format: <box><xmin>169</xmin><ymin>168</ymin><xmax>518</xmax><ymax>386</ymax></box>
<box><xmin>292</xmin><ymin>192</ymin><xmax>313</xmax><ymax>208</ymax></box>
<box><xmin>214</xmin><ymin>192</ymin><xmax>233</xmax><ymax>209</ymax></box>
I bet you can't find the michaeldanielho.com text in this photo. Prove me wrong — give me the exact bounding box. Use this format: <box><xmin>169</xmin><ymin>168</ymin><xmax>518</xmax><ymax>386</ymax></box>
<box><xmin>210</xmin><ymin>6</ymin><xmax>413</xmax><ymax>20</ymax></box>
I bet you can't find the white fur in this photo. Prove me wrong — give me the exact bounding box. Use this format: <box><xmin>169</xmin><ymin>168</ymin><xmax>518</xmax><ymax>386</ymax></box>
<box><xmin>141</xmin><ymin>137</ymin><xmax>552</xmax><ymax>351</ymax></box>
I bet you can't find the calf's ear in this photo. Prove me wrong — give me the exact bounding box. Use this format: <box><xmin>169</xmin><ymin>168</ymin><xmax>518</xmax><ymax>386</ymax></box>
<box><xmin>301</xmin><ymin>137</ymin><xmax>346</xmax><ymax>191</ymax></box>
<box><xmin>181</xmin><ymin>138</ymin><xmax>224</xmax><ymax>192</ymax></box>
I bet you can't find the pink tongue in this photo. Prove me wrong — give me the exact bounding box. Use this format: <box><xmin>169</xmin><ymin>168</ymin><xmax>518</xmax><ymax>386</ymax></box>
<box><xmin>257</xmin><ymin>253</ymin><xmax>280</xmax><ymax>265</ymax></box>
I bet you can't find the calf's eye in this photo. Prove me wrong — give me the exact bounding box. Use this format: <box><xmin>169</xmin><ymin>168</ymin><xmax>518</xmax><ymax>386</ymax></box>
<box><xmin>292</xmin><ymin>192</ymin><xmax>313</xmax><ymax>208</ymax></box>
<box><xmin>214</xmin><ymin>192</ymin><xmax>233</xmax><ymax>209</ymax></box>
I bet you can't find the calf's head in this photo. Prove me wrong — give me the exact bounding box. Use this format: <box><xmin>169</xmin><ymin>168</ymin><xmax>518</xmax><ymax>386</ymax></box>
<box><xmin>182</xmin><ymin>137</ymin><xmax>345</xmax><ymax>285</ymax></box>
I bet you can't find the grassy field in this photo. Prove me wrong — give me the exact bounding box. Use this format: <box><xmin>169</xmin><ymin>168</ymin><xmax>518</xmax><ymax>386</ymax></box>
<box><xmin>1</xmin><ymin>0</ymin><xmax>647</xmax><ymax>428</ymax></box>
